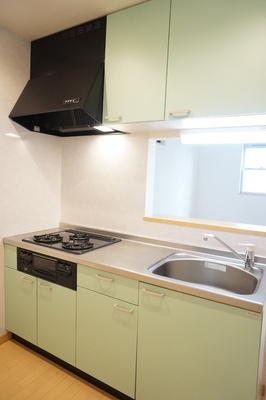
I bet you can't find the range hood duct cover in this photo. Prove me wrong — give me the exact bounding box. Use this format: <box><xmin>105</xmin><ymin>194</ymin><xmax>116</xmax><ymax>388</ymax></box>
<box><xmin>9</xmin><ymin>17</ymin><xmax>108</xmax><ymax>137</ymax></box>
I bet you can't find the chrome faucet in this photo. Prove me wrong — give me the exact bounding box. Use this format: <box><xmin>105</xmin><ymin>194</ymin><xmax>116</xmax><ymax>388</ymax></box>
<box><xmin>203</xmin><ymin>233</ymin><xmax>255</xmax><ymax>270</ymax></box>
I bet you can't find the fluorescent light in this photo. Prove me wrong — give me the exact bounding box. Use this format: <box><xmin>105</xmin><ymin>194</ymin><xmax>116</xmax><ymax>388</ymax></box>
<box><xmin>180</xmin><ymin>127</ymin><xmax>266</xmax><ymax>144</ymax></box>
<box><xmin>94</xmin><ymin>125</ymin><xmax>115</xmax><ymax>133</ymax></box>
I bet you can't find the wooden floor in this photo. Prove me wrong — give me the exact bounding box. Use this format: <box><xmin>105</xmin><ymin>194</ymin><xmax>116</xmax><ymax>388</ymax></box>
<box><xmin>0</xmin><ymin>340</ymin><xmax>118</xmax><ymax>400</ymax></box>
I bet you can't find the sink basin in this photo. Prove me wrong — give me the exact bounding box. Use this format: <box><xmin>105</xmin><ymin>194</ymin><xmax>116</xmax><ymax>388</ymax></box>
<box><xmin>149</xmin><ymin>253</ymin><xmax>263</xmax><ymax>295</ymax></box>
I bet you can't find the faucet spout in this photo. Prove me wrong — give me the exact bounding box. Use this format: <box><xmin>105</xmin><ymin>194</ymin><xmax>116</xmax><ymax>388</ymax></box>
<box><xmin>203</xmin><ymin>233</ymin><xmax>255</xmax><ymax>270</ymax></box>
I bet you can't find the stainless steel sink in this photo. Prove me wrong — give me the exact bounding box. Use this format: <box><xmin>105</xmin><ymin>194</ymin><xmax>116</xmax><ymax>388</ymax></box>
<box><xmin>149</xmin><ymin>253</ymin><xmax>263</xmax><ymax>295</ymax></box>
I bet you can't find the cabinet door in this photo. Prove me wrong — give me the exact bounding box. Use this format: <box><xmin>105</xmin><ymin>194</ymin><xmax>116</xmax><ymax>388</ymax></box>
<box><xmin>37</xmin><ymin>280</ymin><xmax>76</xmax><ymax>365</ymax></box>
<box><xmin>76</xmin><ymin>287</ymin><xmax>138</xmax><ymax>398</ymax></box>
<box><xmin>166</xmin><ymin>0</ymin><xmax>266</xmax><ymax>118</ymax></box>
<box><xmin>104</xmin><ymin>0</ymin><xmax>170</xmax><ymax>124</ymax></box>
<box><xmin>4</xmin><ymin>245</ymin><xmax>17</xmax><ymax>269</ymax></box>
<box><xmin>5</xmin><ymin>268</ymin><xmax>37</xmax><ymax>344</ymax></box>
<box><xmin>136</xmin><ymin>283</ymin><xmax>261</xmax><ymax>400</ymax></box>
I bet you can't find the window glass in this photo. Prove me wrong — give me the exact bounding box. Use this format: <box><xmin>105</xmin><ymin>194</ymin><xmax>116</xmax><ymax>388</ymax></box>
<box><xmin>240</xmin><ymin>145</ymin><xmax>266</xmax><ymax>195</ymax></box>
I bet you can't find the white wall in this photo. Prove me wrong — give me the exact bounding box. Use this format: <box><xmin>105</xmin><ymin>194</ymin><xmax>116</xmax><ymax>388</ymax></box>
<box><xmin>0</xmin><ymin>27</ymin><xmax>62</xmax><ymax>335</ymax></box>
<box><xmin>150</xmin><ymin>138</ymin><xmax>199</xmax><ymax>217</ymax></box>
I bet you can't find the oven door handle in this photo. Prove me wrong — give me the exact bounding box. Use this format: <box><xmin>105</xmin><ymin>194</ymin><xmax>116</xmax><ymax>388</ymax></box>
<box><xmin>33</xmin><ymin>268</ymin><xmax>54</xmax><ymax>277</ymax></box>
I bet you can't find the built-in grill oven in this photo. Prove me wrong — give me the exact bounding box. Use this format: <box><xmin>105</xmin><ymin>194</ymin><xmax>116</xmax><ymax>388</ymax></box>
<box><xmin>17</xmin><ymin>248</ymin><xmax>77</xmax><ymax>290</ymax></box>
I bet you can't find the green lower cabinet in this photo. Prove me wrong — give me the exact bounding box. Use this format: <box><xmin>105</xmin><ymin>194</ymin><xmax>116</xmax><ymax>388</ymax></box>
<box><xmin>5</xmin><ymin>267</ymin><xmax>37</xmax><ymax>344</ymax></box>
<box><xmin>76</xmin><ymin>286</ymin><xmax>138</xmax><ymax>398</ymax></box>
<box><xmin>5</xmin><ymin>264</ymin><xmax>76</xmax><ymax>366</ymax></box>
<box><xmin>4</xmin><ymin>245</ymin><xmax>17</xmax><ymax>269</ymax></box>
<box><xmin>136</xmin><ymin>282</ymin><xmax>262</xmax><ymax>400</ymax></box>
<box><xmin>37</xmin><ymin>280</ymin><xmax>76</xmax><ymax>365</ymax></box>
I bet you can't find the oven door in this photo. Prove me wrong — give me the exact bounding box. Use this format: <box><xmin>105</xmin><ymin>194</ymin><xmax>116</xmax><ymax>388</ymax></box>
<box><xmin>32</xmin><ymin>253</ymin><xmax>57</xmax><ymax>282</ymax></box>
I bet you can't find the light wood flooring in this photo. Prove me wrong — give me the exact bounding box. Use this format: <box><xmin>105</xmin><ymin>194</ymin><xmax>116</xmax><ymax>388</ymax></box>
<box><xmin>0</xmin><ymin>340</ymin><xmax>118</xmax><ymax>400</ymax></box>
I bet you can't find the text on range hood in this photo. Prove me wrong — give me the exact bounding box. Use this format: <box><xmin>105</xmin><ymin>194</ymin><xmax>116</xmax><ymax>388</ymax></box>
<box><xmin>9</xmin><ymin>17</ymin><xmax>115</xmax><ymax>137</ymax></box>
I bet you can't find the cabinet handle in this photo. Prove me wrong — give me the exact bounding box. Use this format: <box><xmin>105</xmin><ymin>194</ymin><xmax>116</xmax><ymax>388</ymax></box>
<box><xmin>104</xmin><ymin>115</ymin><xmax>122</xmax><ymax>123</ymax></box>
<box><xmin>20</xmin><ymin>277</ymin><xmax>34</xmax><ymax>284</ymax></box>
<box><xmin>168</xmin><ymin>109</ymin><xmax>191</xmax><ymax>118</ymax></box>
<box><xmin>38</xmin><ymin>283</ymin><xmax>52</xmax><ymax>290</ymax></box>
<box><xmin>142</xmin><ymin>288</ymin><xmax>165</xmax><ymax>298</ymax></box>
<box><xmin>95</xmin><ymin>273</ymin><xmax>114</xmax><ymax>283</ymax></box>
<box><xmin>113</xmin><ymin>304</ymin><xmax>134</xmax><ymax>314</ymax></box>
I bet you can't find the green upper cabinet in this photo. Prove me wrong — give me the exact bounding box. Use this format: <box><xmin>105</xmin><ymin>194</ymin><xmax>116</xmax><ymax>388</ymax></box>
<box><xmin>103</xmin><ymin>0</ymin><xmax>171</xmax><ymax>124</ymax></box>
<box><xmin>166</xmin><ymin>0</ymin><xmax>266</xmax><ymax>119</ymax></box>
<box><xmin>105</xmin><ymin>0</ymin><xmax>266</xmax><ymax>125</ymax></box>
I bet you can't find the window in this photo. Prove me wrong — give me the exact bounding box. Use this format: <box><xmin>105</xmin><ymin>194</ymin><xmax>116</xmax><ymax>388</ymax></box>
<box><xmin>240</xmin><ymin>145</ymin><xmax>266</xmax><ymax>195</ymax></box>
<box><xmin>145</xmin><ymin>139</ymin><xmax>266</xmax><ymax>226</ymax></box>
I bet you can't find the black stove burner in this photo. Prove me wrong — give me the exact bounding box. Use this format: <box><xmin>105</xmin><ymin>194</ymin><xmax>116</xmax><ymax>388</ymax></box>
<box><xmin>62</xmin><ymin>241</ymin><xmax>94</xmax><ymax>251</ymax></box>
<box><xmin>61</xmin><ymin>231</ymin><xmax>92</xmax><ymax>251</ymax></box>
<box><xmin>33</xmin><ymin>233</ymin><xmax>63</xmax><ymax>244</ymax></box>
<box><xmin>68</xmin><ymin>232</ymin><xmax>90</xmax><ymax>242</ymax></box>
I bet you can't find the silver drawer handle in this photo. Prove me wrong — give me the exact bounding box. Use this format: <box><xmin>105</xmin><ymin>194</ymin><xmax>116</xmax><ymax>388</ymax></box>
<box><xmin>39</xmin><ymin>283</ymin><xmax>52</xmax><ymax>290</ymax></box>
<box><xmin>95</xmin><ymin>273</ymin><xmax>114</xmax><ymax>283</ymax></box>
<box><xmin>104</xmin><ymin>115</ymin><xmax>122</xmax><ymax>123</ymax></box>
<box><xmin>168</xmin><ymin>109</ymin><xmax>191</xmax><ymax>118</ymax></box>
<box><xmin>20</xmin><ymin>277</ymin><xmax>34</xmax><ymax>284</ymax></box>
<box><xmin>113</xmin><ymin>304</ymin><xmax>134</xmax><ymax>314</ymax></box>
<box><xmin>142</xmin><ymin>288</ymin><xmax>165</xmax><ymax>298</ymax></box>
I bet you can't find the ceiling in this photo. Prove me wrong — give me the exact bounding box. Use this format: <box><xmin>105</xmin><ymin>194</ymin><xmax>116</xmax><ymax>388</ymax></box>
<box><xmin>0</xmin><ymin>0</ymin><xmax>148</xmax><ymax>40</ymax></box>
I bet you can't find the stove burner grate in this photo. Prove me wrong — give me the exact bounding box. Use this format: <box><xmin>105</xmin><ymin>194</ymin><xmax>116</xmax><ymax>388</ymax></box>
<box><xmin>33</xmin><ymin>233</ymin><xmax>63</xmax><ymax>244</ymax></box>
<box><xmin>62</xmin><ymin>241</ymin><xmax>94</xmax><ymax>251</ymax></box>
<box><xmin>68</xmin><ymin>232</ymin><xmax>90</xmax><ymax>242</ymax></box>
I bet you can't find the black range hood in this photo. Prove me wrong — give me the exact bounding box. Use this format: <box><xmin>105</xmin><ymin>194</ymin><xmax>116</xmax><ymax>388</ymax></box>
<box><xmin>9</xmin><ymin>17</ymin><xmax>114</xmax><ymax>137</ymax></box>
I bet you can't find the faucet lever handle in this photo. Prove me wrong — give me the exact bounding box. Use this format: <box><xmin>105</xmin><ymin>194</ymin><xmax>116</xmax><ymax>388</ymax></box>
<box><xmin>239</xmin><ymin>243</ymin><xmax>255</xmax><ymax>269</ymax></box>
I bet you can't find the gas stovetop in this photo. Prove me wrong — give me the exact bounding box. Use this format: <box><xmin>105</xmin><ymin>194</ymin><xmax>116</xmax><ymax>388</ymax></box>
<box><xmin>22</xmin><ymin>229</ymin><xmax>121</xmax><ymax>255</ymax></box>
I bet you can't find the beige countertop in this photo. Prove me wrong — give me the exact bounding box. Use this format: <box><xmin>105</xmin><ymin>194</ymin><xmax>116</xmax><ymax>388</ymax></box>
<box><xmin>4</xmin><ymin>226</ymin><xmax>266</xmax><ymax>313</ymax></box>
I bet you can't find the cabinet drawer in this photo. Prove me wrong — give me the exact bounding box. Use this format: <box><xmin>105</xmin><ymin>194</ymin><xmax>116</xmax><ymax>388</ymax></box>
<box><xmin>77</xmin><ymin>264</ymin><xmax>138</xmax><ymax>305</ymax></box>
